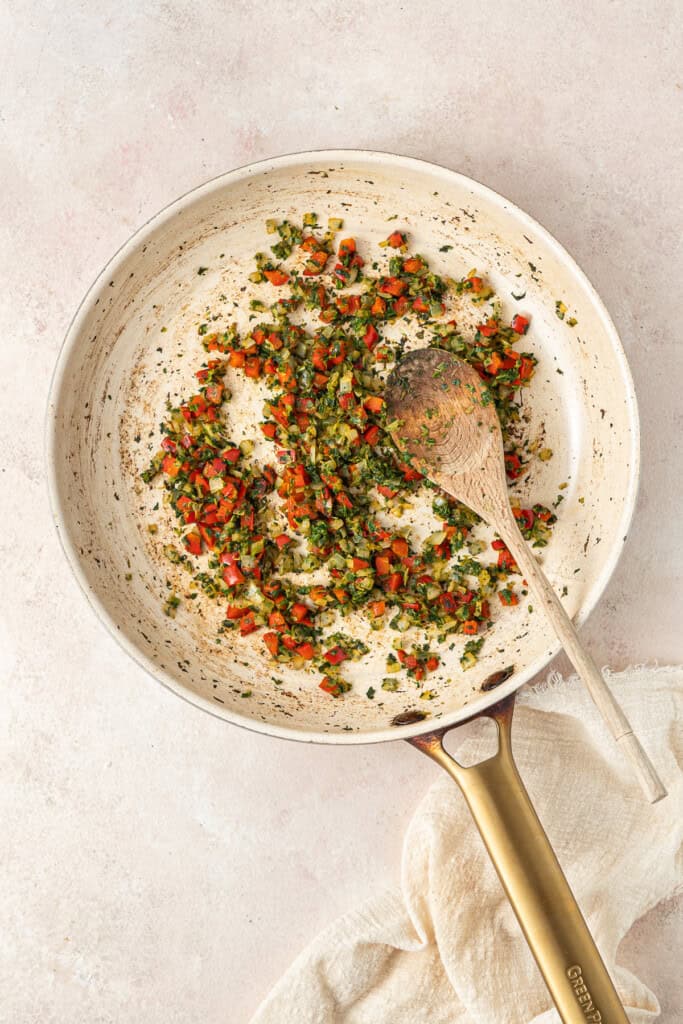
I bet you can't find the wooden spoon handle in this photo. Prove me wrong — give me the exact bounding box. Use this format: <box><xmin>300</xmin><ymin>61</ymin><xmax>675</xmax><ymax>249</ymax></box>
<box><xmin>500</xmin><ymin>517</ymin><xmax>667</xmax><ymax>804</ymax></box>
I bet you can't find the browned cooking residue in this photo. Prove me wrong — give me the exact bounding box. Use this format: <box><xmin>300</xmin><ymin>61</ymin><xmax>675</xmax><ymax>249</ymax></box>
<box><xmin>481</xmin><ymin>666</ymin><xmax>515</xmax><ymax>691</ymax></box>
<box><xmin>390</xmin><ymin>709</ymin><xmax>428</xmax><ymax>727</ymax></box>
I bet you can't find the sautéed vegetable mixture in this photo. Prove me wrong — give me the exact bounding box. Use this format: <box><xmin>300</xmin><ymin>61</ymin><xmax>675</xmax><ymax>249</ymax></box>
<box><xmin>142</xmin><ymin>217</ymin><xmax>555</xmax><ymax>698</ymax></box>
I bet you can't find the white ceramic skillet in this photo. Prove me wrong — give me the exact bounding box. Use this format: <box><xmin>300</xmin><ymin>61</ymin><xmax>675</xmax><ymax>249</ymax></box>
<box><xmin>47</xmin><ymin>151</ymin><xmax>640</xmax><ymax>1022</ymax></box>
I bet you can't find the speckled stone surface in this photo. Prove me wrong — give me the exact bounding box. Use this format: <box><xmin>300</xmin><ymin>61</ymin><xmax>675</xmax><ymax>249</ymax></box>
<box><xmin>1</xmin><ymin>2</ymin><xmax>681</xmax><ymax>1021</ymax></box>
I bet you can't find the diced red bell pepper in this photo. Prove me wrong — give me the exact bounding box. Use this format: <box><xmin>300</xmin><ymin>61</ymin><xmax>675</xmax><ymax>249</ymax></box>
<box><xmin>513</xmin><ymin>508</ymin><xmax>535</xmax><ymax>531</ymax></box>
<box><xmin>312</xmin><ymin>346</ymin><xmax>328</xmax><ymax>370</ymax></box>
<box><xmin>203</xmin><ymin>457</ymin><xmax>226</xmax><ymax>479</ymax></box>
<box><xmin>303</xmin><ymin>250</ymin><xmax>328</xmax><ymax>276</ymax></box>
<box><xmin>514</xmin><ymin>357</ymin><xmax>534</xmax><ymax>383</ymax></box>
<box><xmin>324</xmin><ymin>646</ymin><xmax>348</xmax><ymax>665</ymax></box>
<box><xmin>386</xmin><ymin>572</ymin><xmax>403</xmax><ymax>593</ymax></box>
<box><xmin>290</xmin><ymin>603</ymin><xmax>311</xmax><ymax>623</ymax></box>
<box><xmin>497</xmin><ymin>549</ymin><xmax>517</xmax><ymax>571</ymax></box>
<box><xmin>379</xmin><ymin>276</ymin><xmax>407</xmax><ymax>297</ymax></box>
<box><xmin>327</xmin><ymin>342</ymin><xmax>346</xmax><ymax>366</ymax></box>
<box><xmin>374</xmin><ymin>554</ymin><xmax>392</xmax><ymax>575</ymax></box>
<box><xmin>245</xmin><ymin>356</ymin><xmax>261</xmax><ymax>379</ymax></box>
<box><xmin>268</xmin><ymin>611</ymin><xmax>287</xmax><ymax>631</ymax></box>
<box><xmin>264</xmin><ymin>269</ymin><xmax>289</xmax><ymax>286</ymax></box>
<box><xmin>240</xmin><ymin>612</ymin><xmax>258</xmax><ymax>635</ymax></box>
<box><xmin>504</xmin><ymin>453</ymin><xmax>523</xmax><ymax>479</ymax></box>
<box><xmin>162</xmin><ymin>454</ymin><xmax>180</xmax><ymax>477</ymax></box>
<box><xmin>477</xmin><ymin>319</ymin><xmax>499</xmax><ymax>337</ymax></box>
<box><xmin>319</xmin><ymin>677</ymin><xmax>343</xmax><ymax>697</ymax></box>
<box><xmin>184</xmin><ymin>531</ymin><xmax>202</xmax><ymax>556</ymax></box>
<box><xmin>263</xmin><ymin>632</ymin><xmax>280</xmax><ymax>655</ymax></box>
<box><xmin>486</xmin><ymin>351</ymin><xmax>516</xmax><ymax>375</ymax></box>
<box><xmin>336</xmin><ymin>294</ymin><xmax>361</xmax><ymax>316</ymax></box>
<box><xmin>226</xmin><ymin>605</ymin><xmax>250</xmax><ymax>620</ymax></box>
<box><xmin>363</xmin><ymin>324</ymin><xmax>379</xmax><ymax>350</ymax></box>
<box><xmin>338</xmin><ymin>392</ymin><xmax>356</xmax><ymax>411</ymax></box>
<box><xmin>205</xmin><ymin>383</ymin><xmax>224</xmax><ymax>405</ymax></box>
<box><xmin>221</xmin><ymin>555</ymin><xmax>245</xmax><ymax>587</ymax></box>
<box><xmin>438</xmin><ymin>592</ymin><xmax>458</xmax><ymax>615</ymax></box>
<box><xmin>391</xmin><ymin>537</ymin><xmax>409</xmax><ymax>558</ymax></box>
<box><xmin>188</xmin><ymin>394</ymin><xmax>207</xmax><ymax>417</ymax></box>
<box><xmin>364</xmin><ymin>395</ymin><xmax>384</xmax><ymax>413</ymax></box>
<box><xmin>400</xmin><ymin>463</ymin><xmax>423</xmax><ymax>482</ymax></box>
<box><xmin>176</xmin><ymin>495</ymin><xmax>195</xmax><ymax>523</ymax></box>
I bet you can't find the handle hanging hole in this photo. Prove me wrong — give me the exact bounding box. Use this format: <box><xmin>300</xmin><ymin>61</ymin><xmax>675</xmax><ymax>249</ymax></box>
<box><xmin>443</xmin><ymin>716</ymin><xmax>500</xmax><ymax>767</ymax></box>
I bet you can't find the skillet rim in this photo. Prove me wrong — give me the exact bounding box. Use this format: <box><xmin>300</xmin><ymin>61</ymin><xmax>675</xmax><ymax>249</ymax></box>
<box><xmin>45</xmin><ymin>148</ymin><xmax>641</xmax><ymax>745</ymax></box>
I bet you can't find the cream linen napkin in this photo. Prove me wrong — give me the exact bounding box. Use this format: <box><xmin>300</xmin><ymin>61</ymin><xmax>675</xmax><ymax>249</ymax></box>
<box><xmin>251</xmin><ymin>667</ymin><xmax>682</xmax><ymax>1024</ymax></box>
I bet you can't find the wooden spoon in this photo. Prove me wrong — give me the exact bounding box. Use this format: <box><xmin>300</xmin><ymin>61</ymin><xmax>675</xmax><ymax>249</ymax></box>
<box><xmin>385</xmin><ymin>348</ymin><xmax>666</xmax><ymax>804</ymax></box>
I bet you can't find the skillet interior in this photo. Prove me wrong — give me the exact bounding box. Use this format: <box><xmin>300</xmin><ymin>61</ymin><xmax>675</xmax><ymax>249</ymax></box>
<box><xmin>47</xmin><ymin>152</ymin><xmax>639</xmax><ymax>742</ymax></box>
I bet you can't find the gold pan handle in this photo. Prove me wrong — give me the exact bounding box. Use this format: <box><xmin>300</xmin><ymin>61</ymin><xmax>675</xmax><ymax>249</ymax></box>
<box><xmin>409</xmin><ymin>695</ymin><xmax>628</xmax><ymax>1024</ymax></box>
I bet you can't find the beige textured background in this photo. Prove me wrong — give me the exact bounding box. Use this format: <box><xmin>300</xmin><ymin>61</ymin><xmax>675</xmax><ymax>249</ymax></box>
<box><xmin>1</xmin><ymin>1</ymin><xmax>681</xmax><ymax>1021</ymax></box>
